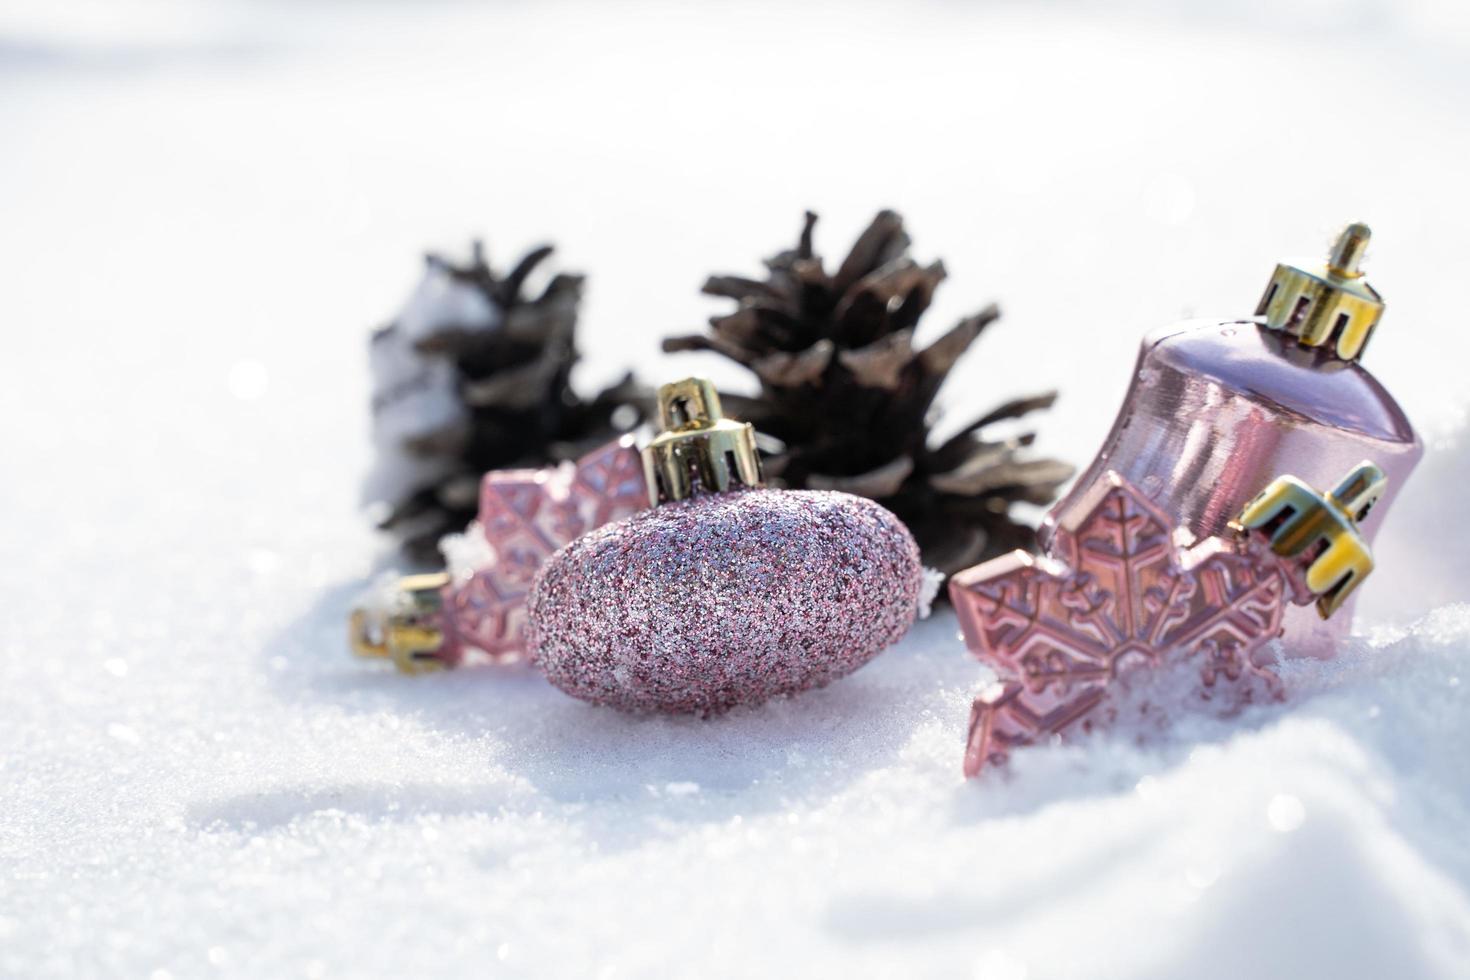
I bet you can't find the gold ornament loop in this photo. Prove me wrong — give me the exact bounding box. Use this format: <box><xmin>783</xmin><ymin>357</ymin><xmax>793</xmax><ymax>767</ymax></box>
<box><xmin>1256</xmin><ymin>223</ymin><xmax>1385</xmax><ymax>362</ymax></box>
<box><xmin>642</xmin><ymin>378</ymin><xmax>763</xmax><ymax>505</ymax></box>
<box><xmin>1231</xmin><ymin>461</ymin><xmax>1387</xmax><ymax>620</ymax></box>
<box><xmin>349</xmin><ymin>572</ymin><xmax>451</xmax><ymax>674</ymax></box>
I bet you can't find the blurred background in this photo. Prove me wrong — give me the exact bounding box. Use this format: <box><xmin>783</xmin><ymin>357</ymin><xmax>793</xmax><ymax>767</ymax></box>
<box><xmin>5</xmin><ymin>0</ymin><xmax>1470</xmax><ymax>533</ymax></box>
<box><xmin>8</xmin><ymin>0</ymin><xmax>1470</xmax><ymax>604</ymax></box>
<box><xmin>5</xmin><ymin>2</ymin><xmax>1470</xmax><ymax>976</ymax></box>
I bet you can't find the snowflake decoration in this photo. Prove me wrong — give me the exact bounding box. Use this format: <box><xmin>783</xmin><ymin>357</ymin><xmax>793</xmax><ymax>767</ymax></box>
<box><xmin>439</xmin><ymin>435</ymin><xmax>648</xmax><ymax>665</ymax></box>
<box><xmin>950</xmin><ymin>471</ymin><xmax>1290</xmax><ymax>777</ymax></box>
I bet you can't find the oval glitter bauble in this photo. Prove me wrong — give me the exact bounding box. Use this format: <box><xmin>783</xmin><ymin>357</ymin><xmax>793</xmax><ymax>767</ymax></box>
<box><xmin>525</xmin><ymin>488</ymin><xmax>923</xmax><ymax>714</ymax></box>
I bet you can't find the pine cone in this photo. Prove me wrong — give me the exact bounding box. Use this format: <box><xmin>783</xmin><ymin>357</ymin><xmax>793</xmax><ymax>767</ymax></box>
<box><xmin>366</xmin><ymin>241</ymin><xmax>646</xmax><ymax>562</ymax></box>
<box><xmin>664</xmin><ymin>210</ymin><xmax>1073</xmax><ymax>575</ymax></box>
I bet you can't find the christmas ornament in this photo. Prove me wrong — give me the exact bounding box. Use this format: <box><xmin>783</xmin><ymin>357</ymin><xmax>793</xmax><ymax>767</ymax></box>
<box><xmin>350</xmin><ymin>437</ymin><xmax>648</xmax><ymax>673</ymax></box>
<box><xmin>365</xmin><ymin>240</ymin><xmax>644</xmax><ymax>562</ymax></box>
<box><xmin>1048</xmin><ymin>223</ymin><xmax>1420</xmax><ymax>653</ymax></box>
<box><xmin>663</xmin><ymin>210</ymin><xmax>1072</xmax><ymax>575</ymax></box>
<box><xmin>526</xmin><ymin>377</ymin><xmax>925</xmax><ymax>714</ymax></box>
<box><xmin>952</xmin><ymin>462</ymin><xmax>1385</xmax><ymax>777</ymax></box>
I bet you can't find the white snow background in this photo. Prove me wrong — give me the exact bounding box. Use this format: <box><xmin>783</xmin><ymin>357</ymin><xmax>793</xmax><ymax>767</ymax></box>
<box><xmin>4</xmin><ymin>1</ymin><xmax>1470</xmax><ymax>977</ymax></box>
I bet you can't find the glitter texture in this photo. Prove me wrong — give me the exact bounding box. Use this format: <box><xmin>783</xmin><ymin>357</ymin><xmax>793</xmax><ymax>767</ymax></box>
<box><xmin>526</xmin><ymin>488</ymin><xmax>923</xmax><ymax>713</ymax></box>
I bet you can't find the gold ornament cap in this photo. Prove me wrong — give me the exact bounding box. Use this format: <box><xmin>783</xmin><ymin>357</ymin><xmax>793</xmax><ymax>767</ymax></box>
<box><xmin>642</xmin><ymin>378</ymin><xmax>763</xmax><ymax>505</ymax></box>
<box><xmin>348</xmin><ymin>572</ymin><xmax>451</xmax><ymax>674</ymax></box>
<box><xmin>1231</xmin><ymin>461</ymin><xmax>1387</xmax><ymax>620</ymax></box>
<box><xmin>1255</xmin><ymin>223</ymin><xmax>1384</xmax><ymax>361</ymax></box>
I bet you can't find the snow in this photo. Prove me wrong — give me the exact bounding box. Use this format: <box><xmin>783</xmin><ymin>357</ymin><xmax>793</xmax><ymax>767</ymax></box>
<box><xmin>394</xmin><ymin>259</ymin><xmax>500</xmax><ymax>347</ymax></box>
<box><xmin>361</xmin><ymin>258</ymin><xmax>503</xmax><ymax>507</ymax></box>
<box><xmin>3</xmin><ymin>1</ymin><xmax>1470</xmax><ymax>977</ymax></box>
<box><xmin>440</xmin><ymin>521</ymin><xmax>497</xmax><ymax>583</ymax></box>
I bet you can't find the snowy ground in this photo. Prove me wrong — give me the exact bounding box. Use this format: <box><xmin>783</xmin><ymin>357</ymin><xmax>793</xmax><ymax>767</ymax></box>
<box><xmin>4</xmin><ymin>1</ymin><xmax>1470</xmax><ymax>977</ymax></box>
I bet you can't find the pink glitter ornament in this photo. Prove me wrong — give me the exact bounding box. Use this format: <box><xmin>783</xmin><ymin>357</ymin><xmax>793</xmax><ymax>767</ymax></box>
<box><xmin>350</xmin><ymin>436</ymin><xmax>647</xmax><ymax>672</ymax></box>
<box><xmin>951</xmin><ymin>463</ymin><xmax>1386</xmax><ymax>777</ymax></box>
<box><xmin>526</xmin><ymin>378</ymin><xmax>924</xmax><ymax>714</ymax></box>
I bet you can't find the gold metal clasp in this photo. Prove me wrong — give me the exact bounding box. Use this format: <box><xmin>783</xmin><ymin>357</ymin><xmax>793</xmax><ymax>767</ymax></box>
<box><xmin>1256</xmin><ymin>223</ymin><xmax>1385</xmax><ymax>362</ymax></box>
<box><xmin>641</xmin><ymin>378</ymin><xmax>763</xmax><ymax>504</ymax></box>
<box><xmin>349</xmin><ymin>572</ymin><xmax>452</xmax><ymax>674</ymax></box>
<box><xmin>1231</xmin><ymin>461</ymin><xmax>1387</xmax><ymax>619</ymax></box>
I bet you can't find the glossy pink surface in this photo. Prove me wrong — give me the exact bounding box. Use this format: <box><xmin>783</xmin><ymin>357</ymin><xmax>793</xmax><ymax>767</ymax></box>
<box><xmin>1046</xmin><ymin>318</ymin><xmax>1421</xmax><ymax>654</ymax></box>
<box><xmin>438</xmin><ymin>436</ymin><xmax>648</xmax><ymax>666</ymax></box>
<box><xmin>525</xmin><ymin>489</ymin><xmax>923</xmax><ymax>714</ymax></box>
<box><xmin>952</xmin><ymin>472</ymin><xmax>1292</xmax><ymax>777</ymax></box>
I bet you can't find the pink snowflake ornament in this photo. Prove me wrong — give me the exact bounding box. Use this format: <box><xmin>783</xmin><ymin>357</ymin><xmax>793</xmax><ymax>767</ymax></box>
<box><xmin>351</xmin><ymin>436</ymin><xmax>649</xmax><ymax>672</ymax></box>
<box><xmin>445</xmin><ymin>435</ymin><xmax>649</xmax><ymax>664</ymax></box>
<box><xmin>950</xmin><ymin>471</ymin><xmax>1294</xmax><ymax>778</ymax></box>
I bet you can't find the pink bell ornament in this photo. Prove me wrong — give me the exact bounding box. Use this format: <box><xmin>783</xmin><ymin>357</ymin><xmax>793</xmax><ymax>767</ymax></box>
<box><xmin>1046</xmin><ymin>223</ymin><xmax>1419</xmax><ymax>654</ymax></box>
